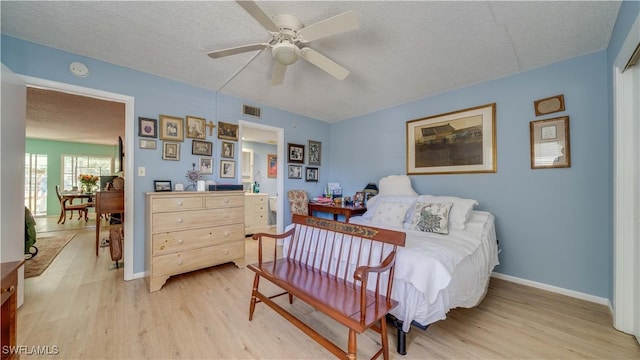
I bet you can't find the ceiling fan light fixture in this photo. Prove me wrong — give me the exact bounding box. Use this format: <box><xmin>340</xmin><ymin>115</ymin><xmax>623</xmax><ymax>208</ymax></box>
<box><xmin>272</xmin><ymin>42</ymin><xmax>298</xmax><ymax>65</ymax></box>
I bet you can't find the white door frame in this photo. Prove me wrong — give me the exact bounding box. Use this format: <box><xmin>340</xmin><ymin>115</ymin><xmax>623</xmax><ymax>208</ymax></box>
<box><xmin>238</xmin><ymin>120</ymin><xmax>285</xmax><ymax>233</ymax></box>
<box><xmin>612</xmin><ymin>12</ymin><xmax>640</xmax><ymax>341</ymax></box>
<box><xmin>22</xmin><ymin>76</ymin><xmax>135</xmax><ymax>281</ymax></box>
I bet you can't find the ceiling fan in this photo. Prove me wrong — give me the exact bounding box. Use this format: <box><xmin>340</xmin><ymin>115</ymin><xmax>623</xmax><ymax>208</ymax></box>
<box><xmin>207</xmin><ymin>0</ymin><xmax>359</xmax><ymax>86</ymax></box>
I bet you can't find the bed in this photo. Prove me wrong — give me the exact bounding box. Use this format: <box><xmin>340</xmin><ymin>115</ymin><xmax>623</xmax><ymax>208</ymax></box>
<box><xmin>347</xmin><ymin>175</ymin><xmax>500</xmax><ymax>353</ymax></box>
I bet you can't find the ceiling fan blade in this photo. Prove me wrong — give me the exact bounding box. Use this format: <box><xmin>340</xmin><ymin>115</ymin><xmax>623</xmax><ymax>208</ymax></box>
<box><xmin>236</xmin><ymin>0</ymin><xmax>279</xmax><ymax>33</ymax></box>
<box><xmin>297</xmin><ymin>11</ymin><xmax>359</xmax><ymax>43</ymax></box>
<box><xmin>207</xmin><ymin>43</ymin><xmax>270</xmax><ymax>59</ymax></box>
<box><xmin>298</xmin><ymin>47</ymin><xmax>349</xmax><ymax>80</ymax></box>
<box><xmin>271</xmin><ymin>61</ymin><xmax>287</xmax><ymax>86</ymax></box>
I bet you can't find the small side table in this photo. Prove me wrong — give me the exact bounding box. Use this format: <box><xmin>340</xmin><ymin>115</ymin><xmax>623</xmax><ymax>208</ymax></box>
<box><xmin>308</xmin><ymin>203</ymin><xmax>366</xmax><ymax>222</ymax></box>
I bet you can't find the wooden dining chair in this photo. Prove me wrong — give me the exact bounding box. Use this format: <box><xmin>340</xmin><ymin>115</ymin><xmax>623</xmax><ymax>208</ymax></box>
<box><xmin>55</xmin><ymin>185</ymin><xmax>89</xmax><ymax>224</ymax></box>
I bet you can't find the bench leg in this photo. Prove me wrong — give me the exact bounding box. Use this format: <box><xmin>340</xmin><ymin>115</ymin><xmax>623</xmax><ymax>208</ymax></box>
<box><xmin>249</xmin><ymin>274</ymin><xmax>260</xmax><ymax>321</ymax></box>
<box><xmin>347</xmin><ymin>329</ymin><xmax>356</xmax><ymax>360</ymax></box>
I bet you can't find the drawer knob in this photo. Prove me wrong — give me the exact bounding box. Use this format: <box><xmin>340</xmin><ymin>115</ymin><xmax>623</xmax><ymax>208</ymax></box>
<box><xmin>177</xmin><ymin>201</ymin><xmax>183</xmax><ymax>206</ymax></box>
<box><xmin>177</xmin><ymin>218</ymin><xmax>183</xmax><ymax>223</ymax></box>
<box><xmin>177</xmin><ymin>239</ymin><xmax>184</xmax><ymax>244</ymax></box>
<box><xmin>2</xmin><ymin>285</ymin><xmax>15</xmax><ymax>294</ymax></box>
<box><xmin>224</xmin><ymin>199</ymin><xmax>229</xmax><ymax>203</ymax></box>
<box><xmin>224</xmin><ymin>231</ymin><xmax>230</xmax><ymax>237</ymax></box>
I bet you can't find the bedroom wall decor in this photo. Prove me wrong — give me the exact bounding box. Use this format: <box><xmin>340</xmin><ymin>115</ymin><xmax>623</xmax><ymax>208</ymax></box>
<box><xmin>186</xmin><ymin>115</ymin><xmax>206</xmax><ymax>139</ymax></box>
<box><xmin>138</xmin><ymin>117</ymin><xmax>157</xmax><ymax>138</ymax></box>
<box><xmin>305</xmin><ymin>167</ymin><xmax>319</xmax><ymax>182</ymax></box>
<box><xmin>162</xmin><ymin>142</ymin><xmax>180</xmax><ymax>160</ymax></box>
<box><xmin>406</xmin><ymin>103</ymin><xmax>496</xmax><ymax>175</ymax></box>
<box><xmin>220</xmin><ymin>160</ymin><xmax>236</xmax><ymax>178</ymax></box>
<box><xmin>534</xmin><ymin>94</ymin><xmax>565</xmax><ymax>116</ymax></box>
<box><xmin>267</xmin><ymin>154</ymin><xmax>277</xmax><ymax>178</ymax></box>
<box><xmin>288</xmin><ymin>164</ymin><xmax>302</xmax><ymax>179</ymax></box>
<box><xmin>191</xmin><ymin>140</ymin><xmax>212</xmax><ymax>156</ymax></box>
<box><xmin>218</xmin><ymin>121</ymin><xmax>238</xmax><ymax>141</ymax></box>
<box><xmin>287</xmin><ymin>143</ymin><xmax>305</xmax><ymax>164</ymax></box>
<box><xmin>530</xmin><ymin>116</ymin><xmax>571</xmax><ymax>169</ymax></box>
<box><xmin>307</xmin><ymin>140</ymin><xmax>322</xmax><ymax>166</ymax></box>
<box><xmin>159</xmin><ymin>114</ymin><xmax>184</xmax><ymax>141</ymax></box>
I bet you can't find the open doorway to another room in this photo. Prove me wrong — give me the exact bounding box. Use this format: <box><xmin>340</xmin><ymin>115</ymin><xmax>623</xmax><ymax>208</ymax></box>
<box><xmin>239</xmin><ymin>121</ymin><xmax>285</xmax><ymax>234</ymax></box>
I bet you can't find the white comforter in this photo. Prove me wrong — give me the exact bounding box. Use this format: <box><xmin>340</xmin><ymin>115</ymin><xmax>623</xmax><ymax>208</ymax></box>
<box><xmin>350</xmin><ymin>211</ymin><xmax>499</xmax><ymax>331</ymax></box>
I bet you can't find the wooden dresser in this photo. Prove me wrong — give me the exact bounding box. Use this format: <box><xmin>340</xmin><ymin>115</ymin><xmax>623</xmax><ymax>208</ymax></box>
<box><xmin>244</xmin><ymin>193</ymin><xmax>268</xmax><ymax>235</ymax></box>
<box><xmin>1</xmin><ymin>260</ymin><xmax>24</xmax><ymax>360</ymax></box>
<box><xmin>145</xmin><ymin>191</ymin><xmax>245</xmax><ymax>292</ymax></box>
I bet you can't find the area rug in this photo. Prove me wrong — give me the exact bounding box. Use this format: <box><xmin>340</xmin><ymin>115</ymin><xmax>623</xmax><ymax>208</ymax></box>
<box><xmin>24</xmin><ymin>232</ymin><xmax>76</xmax><ymax>278</ymax></box>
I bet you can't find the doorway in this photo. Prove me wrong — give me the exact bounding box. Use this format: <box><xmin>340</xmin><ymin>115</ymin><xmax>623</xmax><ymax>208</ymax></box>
<box><xmin>239</xmin><ymin>120</ymin><xmax>285</xmax><ymax>233</ymax></box>
<box><xmin>23</xmin><ymin>75</ymin><xmax>135</xmax><ymax>281</ymax></box>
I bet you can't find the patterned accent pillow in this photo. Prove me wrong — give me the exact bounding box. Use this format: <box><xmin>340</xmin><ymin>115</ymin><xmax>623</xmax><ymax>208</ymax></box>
<box><xmin>410</xmin><ymin>202</ymin><xmax>453</xmax><ymax>234</ymax></box>
<box><xmin>370</xmin><ymin>201</ymin><xmax>413</xmax><ymax>227</ymax></box>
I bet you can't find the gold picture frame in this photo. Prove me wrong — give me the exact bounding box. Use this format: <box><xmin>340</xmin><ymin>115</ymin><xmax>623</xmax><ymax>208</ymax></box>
<box><xmin>186</xmin><ymin>115</ymin><xmax>206</xmax><ymax>139</ymax></box>
<box><xmin>218</xmin><ymin>121</ymin><xmax>239</xmax><ymax>141</ymax></box>
<box><xmin>406</xmin><ymin>103</ymin><xmax>496</xmax><ymax>175</ymax></box>
<box><xmin>159</xmin><ymin>115</ymin><xmax>184</xmax><ymax>141</ymax></box>
<box><xmin>534</xmin><ymin>94</ymin><xmax>565</xmax><ymax>116</ymax></box>
<box><xmin>530</xmin><ymin>116</ymin><xmax>570</xmax><ymax>169</ymax></box>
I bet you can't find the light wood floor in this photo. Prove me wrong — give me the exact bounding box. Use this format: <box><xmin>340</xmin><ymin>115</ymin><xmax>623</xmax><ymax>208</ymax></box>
<box><xmin>19</xmin><ymin>216</ymin><xmax>640</xmax><ymax>359</ymax></box>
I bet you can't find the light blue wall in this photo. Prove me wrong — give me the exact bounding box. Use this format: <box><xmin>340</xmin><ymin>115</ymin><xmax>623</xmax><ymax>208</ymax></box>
<box><xmin>242</xmin><ymin>141</ymin><xmax>277</xmax><ymax>196</ymax></box>
<box><xmin>330</xmin><ymin>51</ymin><xmax>611</xmax><ymax>298</ymax></box>
<box><xmin>2</xmin><ymin>35</ymin><xmax>329</xmax><ymax>274</ymax></box>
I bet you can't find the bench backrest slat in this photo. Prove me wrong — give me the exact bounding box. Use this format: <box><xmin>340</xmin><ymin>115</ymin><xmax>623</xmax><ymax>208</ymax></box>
<box><xmin>283</xmin><ymin>215</ymin><xmax>407</xmax><ymax>296</ymax></box>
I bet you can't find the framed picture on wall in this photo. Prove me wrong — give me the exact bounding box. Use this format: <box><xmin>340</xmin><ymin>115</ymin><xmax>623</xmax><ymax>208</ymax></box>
<box><xmin>199</xmin><ymin>157</ymin><xmax>213</xmax><ymax>174</ymax></box>
<box><xmin>307</xmin><ymin>140</ymin><xmax>321</xmax><ymax>166</ymax></box>
<box><xmin>186</xmin><ymin>115</ymin><xmax>206</xmax><ymax>140</ymax></box>
<box><xmin>220</xmin><ymin>160</ymin><xmax>236</xmax><ymax>178</ymax></box>
<box><xmin>162</xmin><ymin>142</ymin><xmax>180</xmax><ymax>160</ymax></box>
<box><xmin>288</xmin><ymin>165</ymin><xmax>302</xmax><ymax>179</ymax></box>
<box><xmin>288</xmin><ymin>143</ymin><xmax>305</xmax><ymax>163</ymax></box>
<box><xmin>267</xmin><ymin>154</ymin><xmax>277</xmax><ymax>178</ymax></box>
<box><xmin>305</xmin><ymin>167</ymin><xmax>319</xmax><ymax>182</ymax></box>
<box><xmin>159</xmin><ymin>114</ymin><xmax>184</xmax><ymax>142</ymax></box>
<box><xmin>406</xmin><ymin>103</ymin><xmax>496</xmax><ymax>175</ymax></box>
<box><xmin>530</xmin><ymin>116</ymin><xmax>571</xmax><ymax>169</ymax></box>
<box><xmin>138</xmin><ymin>117</ymin><xmax>157</xmax><ymax>138</ymax></box>
<box><xmin>221</xmin><ymin>141</ymin><xmax>235</xmax><ymax>158</ymax></box>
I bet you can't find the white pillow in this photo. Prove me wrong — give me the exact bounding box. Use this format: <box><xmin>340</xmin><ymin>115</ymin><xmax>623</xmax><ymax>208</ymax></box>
<box><xmin>370</xmin><ymin>201</ymin><xmax>413</xmax><ymax>227</ymax></box>
<box><xmin>363</xmin><ymin>195</ymin><xmax>418</xmax><ymax>222</ymax></box>
<box><xmin>410</xmin><ymin>202</ymin><xmax>453</xmax><ymax>235</ymax></box>
<box><xmin>378</xmin><ymin>175</ymin><xmax>419</xmax><ymax>197</ymax></box>
<box><xmin>417</xmin><ymin>195</ymin><xmax>478</xmax><ymax>230</ymax></box>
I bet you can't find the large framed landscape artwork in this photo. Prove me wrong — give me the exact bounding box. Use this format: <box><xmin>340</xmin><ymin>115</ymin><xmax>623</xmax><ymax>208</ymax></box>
<box><xmin>406</xmin><ymin>103</ymin><xmax>496</xmax><ymax>175</ymax></box>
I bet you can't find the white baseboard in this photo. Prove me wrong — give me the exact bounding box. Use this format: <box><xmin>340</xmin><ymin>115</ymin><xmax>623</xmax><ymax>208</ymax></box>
<box><xmin>131</xmin><ymin>271</ymin><xmax>147</xmax><ymax>280</ymax></box>
<box><xmin>491</xmin><ymin>272</ymin><xmax>611</xmax><ymax>307</ymax></box>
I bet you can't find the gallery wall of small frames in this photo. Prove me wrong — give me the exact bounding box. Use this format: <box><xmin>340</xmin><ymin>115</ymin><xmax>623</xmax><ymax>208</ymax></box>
<box><xmin>138</xmin><ymin>115</ymin><xmax>240</xmax><ymax>184</ymax></box>
<box><xmin>287</xmin><ymin>140</ymin><xmax>322</xmax><ymax>181</ymax></box>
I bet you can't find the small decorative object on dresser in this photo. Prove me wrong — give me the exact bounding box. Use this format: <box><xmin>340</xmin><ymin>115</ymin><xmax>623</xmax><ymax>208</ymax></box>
<box><xmin>145</xmin><ymin>191</ymin><xmax>245</xmax><ymax>292</ymax></box>
<box><xmin>154</xmin><ymin>180</ymin><xmax>172</xmax><ymax>192</ymax></box>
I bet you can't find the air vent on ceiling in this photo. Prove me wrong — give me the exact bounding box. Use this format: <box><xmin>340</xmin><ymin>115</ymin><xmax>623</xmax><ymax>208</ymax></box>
<box><xmin>242</xmin><ymin>104</ymin><xmax>261</xmax><ymax>118</ymax></box>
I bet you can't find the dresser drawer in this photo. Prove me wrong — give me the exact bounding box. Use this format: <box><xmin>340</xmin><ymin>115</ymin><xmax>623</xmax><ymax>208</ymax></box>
<box><xmin>152</xmin><ymin>196</ymin><xmax>203</xmax><ymax>212</ymax></box>
<box><xmin>152</xmin><ymin>224</ymin><xmax>244</xmax><ymax>256</ymax></box>
<box><xmin>152</xmin><ymin>207</ymin><xmax>244</xmax><ymax>233</ymax></box>
<box><xmin>152</xmin><ymin>242</ymin><xmax>244</xmax><ymax>278</ymax></box>
<box><xmin>205</xmin><ymin>194</ymin><xmax>244</xmax><ymax>209</ymax></box>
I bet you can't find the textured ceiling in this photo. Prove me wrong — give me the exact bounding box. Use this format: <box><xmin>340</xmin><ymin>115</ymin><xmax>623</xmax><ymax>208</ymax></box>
<box><xmin>2</xmin><ymin>1</ymin><xmax>622</xmax><ymax>125</ymax></box>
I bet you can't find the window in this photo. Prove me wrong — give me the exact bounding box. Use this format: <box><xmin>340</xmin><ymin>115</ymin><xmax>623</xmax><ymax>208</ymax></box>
<box><xmin>62</xmin><ymin>155</ymin><xmax>113</xmax><ymax>190</ymax></box>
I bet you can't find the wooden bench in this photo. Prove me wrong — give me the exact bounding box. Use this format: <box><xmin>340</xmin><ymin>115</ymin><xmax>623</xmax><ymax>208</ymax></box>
<box><xmin>247</xmin><ymin>214</ymin><xmax>406</xmax><ymax>360</ymax></box>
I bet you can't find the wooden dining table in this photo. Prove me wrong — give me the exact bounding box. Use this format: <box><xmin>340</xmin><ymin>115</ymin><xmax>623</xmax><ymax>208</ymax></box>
<box><xmin>59</xmin><ymin>191</ymin><xmax>93</xmax><ymax>221</ymax></box>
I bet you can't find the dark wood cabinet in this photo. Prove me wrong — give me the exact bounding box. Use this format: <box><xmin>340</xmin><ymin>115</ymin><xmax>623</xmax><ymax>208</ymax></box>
<box><xmin>1</xmin><ymin>260</ymin><xmax>24</xmax><ymax>360</ymax></box>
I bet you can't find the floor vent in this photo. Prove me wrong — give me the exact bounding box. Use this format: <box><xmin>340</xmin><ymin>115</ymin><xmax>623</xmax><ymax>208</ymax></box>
<box><xmin>242</xmin><ymin>104</ymin><xmax>261</xmax><ymax>118</ymax></box>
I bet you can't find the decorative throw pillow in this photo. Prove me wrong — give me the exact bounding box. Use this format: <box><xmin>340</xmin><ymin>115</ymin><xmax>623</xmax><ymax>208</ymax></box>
<box><xmin>417</xmin><ymin>195</ymin><xmax>478</xmax><ymax>230</ymax></box>
<box><xmin>370</xmin><ymin>201</ymin><xmax>413</xmax><ymax>227</ymax></box>
<box><xmin>410</xmin><ymin>202</ymin><xmax>453</xmax><ymax>234</ymax></box>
